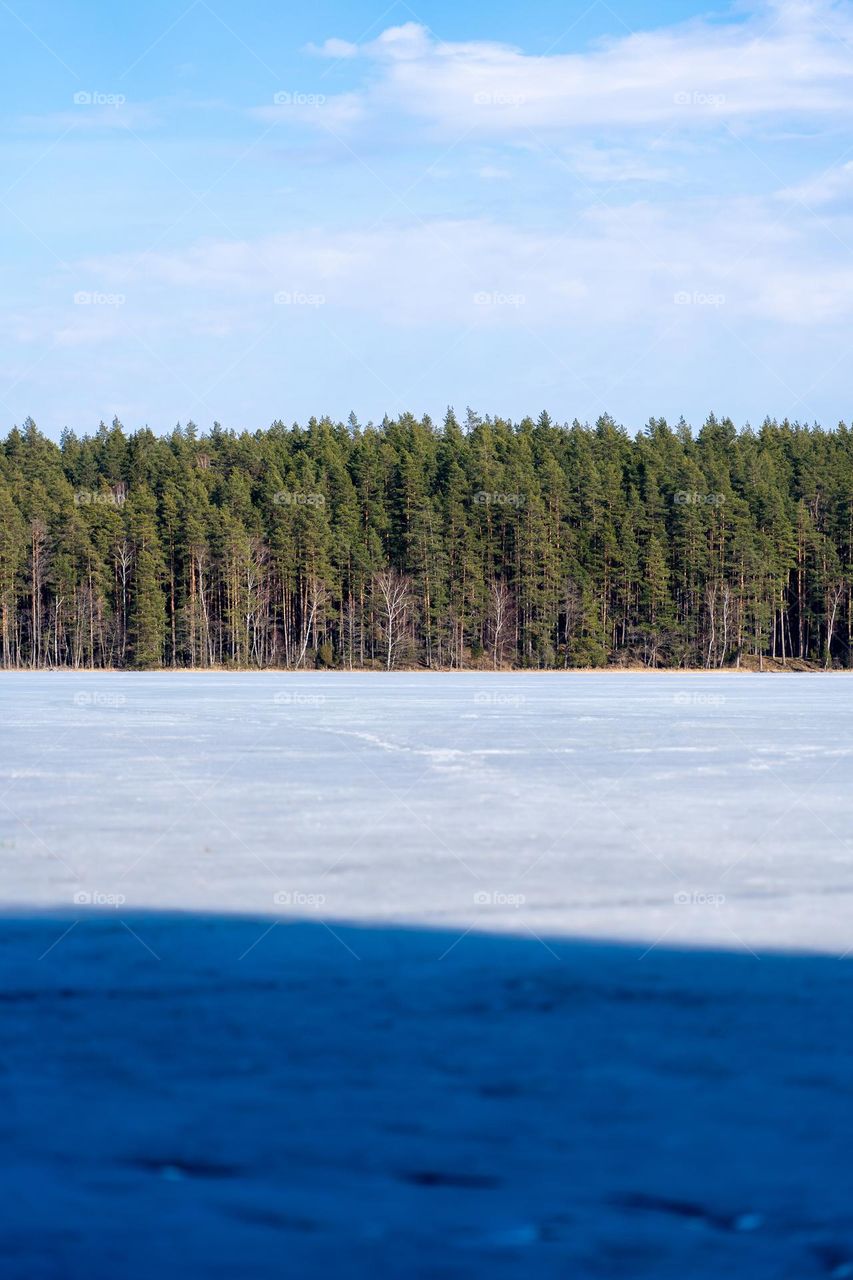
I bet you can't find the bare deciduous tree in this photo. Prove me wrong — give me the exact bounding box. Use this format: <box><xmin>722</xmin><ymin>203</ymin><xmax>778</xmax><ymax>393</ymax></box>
<box><xmin>295</xmin><ymin>575</ymin><xmax>328</xmax><ymax>669</ymax></box>
<box><xmin>374</xmin><ymin>569</ymin><xmax>412</xmax><ymax>670</ymax></box>
<box><xmin>488</xmin><ymin>579</ymin><xmax>513</xmax><ymax>669</ymax></box>
<box><xmin>825</xmin><ymin>582</ymin><xmax>844</xmax><ymax>669</ymax></box>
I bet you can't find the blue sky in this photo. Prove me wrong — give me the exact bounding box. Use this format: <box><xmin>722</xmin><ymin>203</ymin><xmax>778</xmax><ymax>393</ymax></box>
<box><xmin>3</xmin><ymin>0</ymin><xmax>853</xmax><ymax>437</ymax></box>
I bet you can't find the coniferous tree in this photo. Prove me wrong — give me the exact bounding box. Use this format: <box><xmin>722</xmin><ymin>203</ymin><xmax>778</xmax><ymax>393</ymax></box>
<box><xmin>2</xmin><ymin>412</ymin><xmax>852</xmax><ymax>669</ymax></box>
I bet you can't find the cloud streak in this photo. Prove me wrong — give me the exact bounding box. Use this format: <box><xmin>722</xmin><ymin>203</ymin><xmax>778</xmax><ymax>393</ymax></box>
<box><xmin>283</xmin><ymin>3</ymin><xmax>853</xmax><ymax>140</ymax></box>
<box><xmin>71</xmin><ymin>193</ymin><xmax>853</xmax><ymax>334</ymax></box>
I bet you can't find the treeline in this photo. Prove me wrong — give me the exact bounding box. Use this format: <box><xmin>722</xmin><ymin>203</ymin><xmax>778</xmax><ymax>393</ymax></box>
<box><xmin>1</xmin><ymin>410</ymin><xmax>852</xmax><ymax>670</ymax></box>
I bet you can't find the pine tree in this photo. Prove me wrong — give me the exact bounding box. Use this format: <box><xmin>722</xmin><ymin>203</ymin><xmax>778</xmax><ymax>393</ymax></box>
<box><xmin>1</xmin><ymin>412</ymin><xmax>852</xmax><ymax>670</ymax></box>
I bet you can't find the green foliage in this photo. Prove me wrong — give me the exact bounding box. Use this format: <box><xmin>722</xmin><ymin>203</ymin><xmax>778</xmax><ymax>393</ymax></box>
<box><xmin>315</xmin><ymin>641</ymin><xmax>334</xmax><ymax>668</ymax></box>
<box><xmin>2</xmin><ymin>413</ymin><xmax>852</xmax><ymax>669</ymax></box>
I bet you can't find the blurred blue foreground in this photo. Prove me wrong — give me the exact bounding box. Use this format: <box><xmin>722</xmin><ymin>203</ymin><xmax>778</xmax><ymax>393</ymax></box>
<box><xmin>1</xmin><ymin>913</ymin><xmax>851</xmax><ymax>1279</ymax></box>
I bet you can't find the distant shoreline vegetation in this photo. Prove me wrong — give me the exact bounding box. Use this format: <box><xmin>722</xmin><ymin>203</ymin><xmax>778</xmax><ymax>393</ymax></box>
<box><xmin>1</xmin><ymin>411</ymin><xmax>851</xmax><ymax>671</ymax></box>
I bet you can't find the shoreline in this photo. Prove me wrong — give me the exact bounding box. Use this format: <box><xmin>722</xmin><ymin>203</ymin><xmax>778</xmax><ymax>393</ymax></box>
<box><xmin>1</xmin><ymin>664</ymin><xmax>849</xmax><ymax>676</ymax></box>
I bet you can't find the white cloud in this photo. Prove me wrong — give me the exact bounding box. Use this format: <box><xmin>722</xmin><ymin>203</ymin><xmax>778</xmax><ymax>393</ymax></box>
<box><xmin>54</xmin><ymin>314</ymin><xmax>126</xmax><ymax>348</ymax></box>
<box><xmin>307</xmin><ymin>3</ymin><xmax>853</xmax><ymax>138</ymax></box>
<box><xmin>306</xmin><ymin>37</ymin><xmax>359</xmax><ymax>59</ymax></box>
<box><xmin>18</xmin><ymin>102</ymin><xmax>159</xmax><ymax>133</ymax></box>
<box><xmin>566</xmin><ymin>145</ymin><xmax>675</xmax><ymax>184</ymax></box>
<box><xmin>369</xmin><ymin>23</ymin><xmax>434</xmax><ymax>62</ymax></box>
<box><xmin>254</xmin><ymin>91</ymin><xmax>366</xmax><ymax>131</ymax></box>
<box><xmin>779</xmin><ymin>159</ymin><xmax>853</xmax><ymax>206</ymax></box>
<box><xmin>75</xmin><ymin>192</ymin><xmax>853</xmax><ymax>332</ymax></box>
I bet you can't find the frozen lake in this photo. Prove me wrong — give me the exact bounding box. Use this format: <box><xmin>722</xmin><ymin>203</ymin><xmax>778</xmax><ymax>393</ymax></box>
<box><xmin>3</xmin><ymin>672</ymin><xmax>853</xmax><ymax>1278</ymax></box>
<box><xmin>2</xmin><ymin>671</ymin><xmax>852</xmax><ymax>952</ymax></box>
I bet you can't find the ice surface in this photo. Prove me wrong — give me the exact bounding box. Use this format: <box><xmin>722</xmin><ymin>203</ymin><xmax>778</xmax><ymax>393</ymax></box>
<box><xmin>2</xmin><ymin>671</ymin><xmax>852</xmax><ymax>952</ymax></box>
<box><xmin>2</xmin><ymin>673</ymin><xmax>853</xmax><ymax>1278</ymax></box>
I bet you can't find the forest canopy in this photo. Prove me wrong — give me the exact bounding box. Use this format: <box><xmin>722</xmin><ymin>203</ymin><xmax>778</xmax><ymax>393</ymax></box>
<box><xmin>1</xmin><ymin>410</ymin><xmax>851</xmax><ymax>670</ymax></box>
